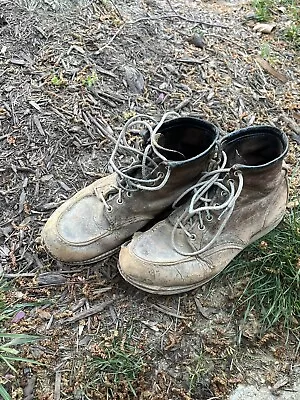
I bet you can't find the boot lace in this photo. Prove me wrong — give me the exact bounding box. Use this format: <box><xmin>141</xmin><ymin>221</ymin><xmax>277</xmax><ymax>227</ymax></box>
<box><xmin>94</xmin><ymin>112</ymin><xmax>181</xmax><ymax>210</ymax></box>
<box><xmin>171</xmin><ymin>151</ymin><xmax>244</xmax><ymax>256</ymax></box>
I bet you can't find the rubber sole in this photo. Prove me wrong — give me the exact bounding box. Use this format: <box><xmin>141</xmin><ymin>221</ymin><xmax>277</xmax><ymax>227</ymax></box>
<box><xmin>44</xmin><ymin>245</ymin><xmax>120</xmax><ymax>266</ymax></box>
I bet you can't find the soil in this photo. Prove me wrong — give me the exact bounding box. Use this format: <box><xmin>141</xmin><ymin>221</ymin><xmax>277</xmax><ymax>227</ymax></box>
<box><xmin>0</xmin><ymin>0</ymin><xmax>299</xmax><ymax>399</ymax></box>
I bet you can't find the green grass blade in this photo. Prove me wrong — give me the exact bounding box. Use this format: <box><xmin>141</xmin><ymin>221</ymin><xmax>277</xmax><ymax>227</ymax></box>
<box><xmin>2</xmin><ymin>356</ymin><xmax>43</xmax><ymax>365</ymax></box>
<box><xmin>0</xmin><ymin>346</ymin><xmax>19</xmax><ymax>355</ymax></box>
<box><xmin>0</xmin><ymin>384</ymin><xmax>11</xmax><ymax>400</ymax></box>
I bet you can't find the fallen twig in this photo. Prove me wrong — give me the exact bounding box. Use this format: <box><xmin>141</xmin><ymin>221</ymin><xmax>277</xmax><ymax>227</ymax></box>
<box><xmin>256</xmin><ymin>57</ymin><xmax>289</xmax><ymax>83</ymax></box>
<box><xmin>61</xmin><ymin>299</ymin><xmax>114</xmax><ymax>324</ymax></box>
<box><xmin>84</xmin><ymin>111</ymin><xmax>116</xmax><ymax>143</ymax></box>
<box><xmin>176</xmin><ymin>56</ymin><xmax>209</xmax><ymax>64</ymax></box>
<box><xmin>151</xmin><ymin>303</ymin><xmax>188</xmax><ymax>319</ymax></box>
<box><xmin>54</xmin><ymin>371</ymin><xmax>61</xmax><ymax>400</ymax></box>
<box><xmin>95</xmin><ymin>24</ymin><xmax>125</xmax><ymax>53</ymax></box>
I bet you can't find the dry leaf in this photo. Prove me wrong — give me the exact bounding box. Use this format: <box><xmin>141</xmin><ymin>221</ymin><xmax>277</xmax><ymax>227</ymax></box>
<box><xmin>124</xmin><ymin>66</ymin><xmax>145</xmax><ymax>94</ymax></box>
<box><xmin>11</xmin><ymin>310</ymin><xmax>26</xmax><ymax>323</ymax></box>
<box><xmin>253</xmin><ymin>23</ymin><xmax>276</xmax><ymax>33</ymax></box>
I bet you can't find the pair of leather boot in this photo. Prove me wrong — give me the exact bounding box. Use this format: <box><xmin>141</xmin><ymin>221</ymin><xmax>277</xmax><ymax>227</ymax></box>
<box><xmin>41</xmin><ymin>113</ymin><xmax>288</xmax><ymax>294</ymax></box>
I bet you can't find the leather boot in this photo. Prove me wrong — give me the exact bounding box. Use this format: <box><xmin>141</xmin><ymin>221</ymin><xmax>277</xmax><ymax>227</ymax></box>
<box><xmin>118</xmin><ymin>126</ymin><xmax>289</xmax><ymax>294</ymax></box>
<box><xmin>41</xmin><ymin>113</ymin><xmax>219</xmax><ymax>263</ymax></box>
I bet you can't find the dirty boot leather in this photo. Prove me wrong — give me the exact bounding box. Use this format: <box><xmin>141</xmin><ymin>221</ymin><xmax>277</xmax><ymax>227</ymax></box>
<box><xmin>41</xmin><ymin>112</ymin><xmax>219</xmax><ymax>263</ymax></box>
<box><xmin>118</xmin><ymin>126</ymin><xmax>289</xmax><ymax>294</ymax></box>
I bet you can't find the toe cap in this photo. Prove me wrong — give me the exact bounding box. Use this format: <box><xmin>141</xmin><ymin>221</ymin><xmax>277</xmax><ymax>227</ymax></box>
<box><xmin>118</xmin><ymin>223</ymin><xmax>214</xmax><ymax>294</ymax></box>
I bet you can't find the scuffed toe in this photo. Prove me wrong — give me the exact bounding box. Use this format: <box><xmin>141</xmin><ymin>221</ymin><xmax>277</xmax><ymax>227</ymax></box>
<box><xmin>118</xmin><ymin>223</ymin><xmax>214</xmax><ymax>295</ymax></box>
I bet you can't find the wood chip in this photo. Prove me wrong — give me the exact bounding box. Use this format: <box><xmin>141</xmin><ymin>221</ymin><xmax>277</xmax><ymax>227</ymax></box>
<box><xmin>195</xmin><ymin>297</ymin><xmax>219</xmax><ymax>319</ymax></box>
<box><xmin>23</xmin><ymin>374</ymin><xmax>36</xmax><ymax>400</ymax></box>
<box><xmin>141</xmin><ymin>320</ymin><xmax>160</xmax><ymax>332</ymax></box>
<box><xmin>33</xmin><ymin>115</ymin><xmax>45</xmax><ymax>136</ymax></box>
<box><xmin>175</xmin><ymin>98</ymin><xmax>191</xmax><ymax>111</ymax></box>
<box><xmin>256</xmin><ymin>57</ymin><xmax>289</xmax><ymax>83</ymax></box>
<box><xmin>67</xmin><ymin>44</ymin><xmax>85</xmax><ymax>55</ymax></box>
<box><xmin>54</xmin><ymin>371</ymin><xmax>61</xmax><ymax>400</ymax></box>
<box><xmin>194</xmin><ymin>297</ymin><xmax>210</xmax><ymax>319</ymax></box>
<box><xmin>271</xmin><ymin>377</ymin><xmax>289</xmax><ymax>393</ymax></box>
<box><xmin>29</xmin><ymin>100</ymin><xmax>42</xmax><ymax>112</ymax></box>
<box><xmin>37</xmin><ymin>273</ymin><xmax>67</xmax><ymax>286</ymax></box>
<box><xmin>176</xmin><ymin>56</ymin><xmax>209</xmax><ymax>64</ymax></box>
<box><xmin>39</xmin><ymin>201</ymin><xmax>65</xmax><ymax>211</ymax></box>
<box><xmin>92</xmin><ymin>286</ymin><xmax>113</xmax><ymax>295</ymax></box>
<box><xmin>10</xmin><ymin>58</ymin><xmax>26</xmax><ymax>65</ymax></box>
<box><xmin>124</xmin><ymin>66</ymin><xmax>145</xmax><ymax>94</ymax></box>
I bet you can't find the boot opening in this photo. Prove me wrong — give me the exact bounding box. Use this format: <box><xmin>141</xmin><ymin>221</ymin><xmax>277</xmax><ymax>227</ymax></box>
<box><xmin>157</xmin><ymin>118</ymin><xmax>218</xmax><ymax>161</ymax></box>
<box><xmin>223</xmin><ymin>128</ymin><xmax>287</xmax><ymax>167</ymax></box>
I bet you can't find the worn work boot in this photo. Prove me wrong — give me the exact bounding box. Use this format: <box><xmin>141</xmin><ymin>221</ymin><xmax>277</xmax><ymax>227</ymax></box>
<box><xmin>41</xmin><ymin>112</ymin><xmax>219</xmax><ymax>264</ymax></box>
<box><xmin>118</xmin><ymin>126</ymin><xmax>289</xmax><ymax>294</ymax></box>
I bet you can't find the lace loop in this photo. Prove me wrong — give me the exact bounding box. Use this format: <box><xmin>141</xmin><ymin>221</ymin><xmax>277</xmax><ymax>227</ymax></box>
<box><xmin>94</xmin><ymin>112</ymin><xmax>181</xmax><ymax>207</ymax></box>
<box><xmin>109</xmin><ymin>112</ymin><xmax>180</xmax><ymax>192</ymax></box>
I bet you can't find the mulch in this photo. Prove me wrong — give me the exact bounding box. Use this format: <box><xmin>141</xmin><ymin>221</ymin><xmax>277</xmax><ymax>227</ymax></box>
<box><xmin>0</xmin><ymin>0</ymin><xmax>299</xmax><ymax>398</ymax></box>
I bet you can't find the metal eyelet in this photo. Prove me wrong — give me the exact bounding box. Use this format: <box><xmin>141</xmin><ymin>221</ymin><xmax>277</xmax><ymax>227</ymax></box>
<box><xmin>190</xmin><ymin>234</ymin><xmax>197</xmax><ymax>241</ymax></box>
<box><xmin>197</xmin><ymin>224</ymin><xmax>205</xmax><ymax>231</ymax></box>
<box><xmin>126</xmin><ymin>192</ymin><xmax>132</xmax><ymax>198</ymax></box>
<box><xmin>117</xmin><ymin>199</ymin><xmax>123</xmax><ymax>204</ymax></box>
<box><xmin>221</xmin><ymin>191</ymin><xmax>227</xmax><ymax>197</ymax></box>
<box><xmin>157</xmin><ymin>172</ymin><xmax>164</xmax><ymax>179</ymax></box>
<box><xmin>206</xmin><ymin>215</ymin><xmax>213</xmax><ymax>222</ymax></box>
<box><xmin>106</xmin><ymin>205</ymin><xmax>113</xmax><ymax>213</ymax></box>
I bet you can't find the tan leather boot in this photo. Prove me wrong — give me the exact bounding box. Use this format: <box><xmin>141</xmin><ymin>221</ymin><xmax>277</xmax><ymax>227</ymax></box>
<box><xmin>118</xmin><ymin>126</ymin><xmax>289</xmax><ymax>294</ymax></box>
<box><xmin>41</xmin><ymin>113</ymin><xmax>219</xmax><ymax>263</ymax></box>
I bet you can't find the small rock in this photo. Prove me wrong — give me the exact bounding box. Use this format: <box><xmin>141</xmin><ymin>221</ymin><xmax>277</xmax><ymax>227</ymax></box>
<box><xmin>244</xmin><ymin>12</ymin><xmax>256</xmax><ymax>20</ymax></box>
<box><xmin>188</xmin><ymin>33</ymin><xmax>205</xmax><ymax>49</ymax></box>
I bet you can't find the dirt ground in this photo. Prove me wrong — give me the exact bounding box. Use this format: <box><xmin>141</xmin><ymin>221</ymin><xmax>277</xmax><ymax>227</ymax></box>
<box><xmin>0</xmin><ymin>0</ymin><xmax>299</xmax><ymax>399</ymax></box>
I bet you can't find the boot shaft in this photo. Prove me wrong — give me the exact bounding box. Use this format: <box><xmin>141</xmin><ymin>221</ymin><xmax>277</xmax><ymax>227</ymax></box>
<box><xmin>108</xmin><ymin>116</ymin><xmax>219</xmax><ymax>221</ymax></box>
<box><xmin>221</xmin><ymin>126</ymin><xmax>288</xmax><ymax>192</ymax></box>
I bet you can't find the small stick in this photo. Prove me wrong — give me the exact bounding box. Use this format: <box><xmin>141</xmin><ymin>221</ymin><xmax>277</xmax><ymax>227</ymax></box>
<box><xmin>151</xmin><ymin>303</ymin><xmax>188</xmax><ymax>319</ymax></box>
<box><xmin>61</xmin><ymin>300</ymin><xmax>114</xmax><ymax>324</ymax></box>
<box><xmin>54</xmin><ymin>371</ymin><xmax>61</xmax><ymax>400</ymax></box>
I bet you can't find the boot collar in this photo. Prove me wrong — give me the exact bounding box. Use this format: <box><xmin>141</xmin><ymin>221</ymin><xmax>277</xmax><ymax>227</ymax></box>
<box><xmin>220</xmin><ymin>126</ymin><xmax>288</xmax><ymax>171</ymax></box>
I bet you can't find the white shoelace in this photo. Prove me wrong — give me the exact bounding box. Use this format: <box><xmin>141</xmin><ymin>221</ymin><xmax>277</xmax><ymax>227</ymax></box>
<box><xmin>171</xmin><ymin>151</ymin><xmax>244</xmax><ymax>256</ymax></box>
<box><xmin>94</xmin><ymin>112</ymin><xmax>181</xmax><ymax>209</ymax></box>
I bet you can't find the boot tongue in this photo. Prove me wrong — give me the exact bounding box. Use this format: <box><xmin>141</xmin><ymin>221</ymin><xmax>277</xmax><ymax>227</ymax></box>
<box><xmin>227</xmin><ymin>148</ymin><xmax>248</xmax><ymax>166</ymax></box>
